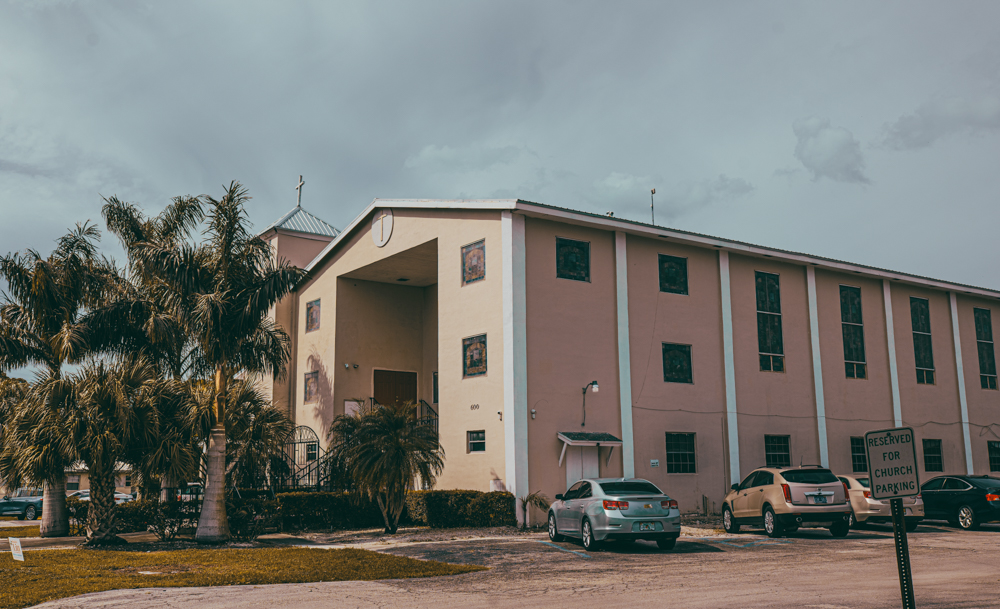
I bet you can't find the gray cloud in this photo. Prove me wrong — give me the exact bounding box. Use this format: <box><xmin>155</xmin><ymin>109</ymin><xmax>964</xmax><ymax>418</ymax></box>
<box><xmin>879</xmin><ymin>96</ymin><xmax>1000</xmax><ymax>150</ymax></box>
<box><xmin>404</xmin><ymin>143</ymin><xmax>526</xmax><ymax>174</ymax></box>
<box><xmin>793</xmin><ymin>117</ymin><xmax>870</xmax><ymax>184</ymax></box>
<box><xmin>595</xmin><ymin>172</ymin><xmax>753</xmax><ymax>221</ymax></box>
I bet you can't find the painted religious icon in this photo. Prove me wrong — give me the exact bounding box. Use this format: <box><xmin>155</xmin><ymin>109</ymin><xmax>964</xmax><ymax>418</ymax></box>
<box><xmin>461</xmin><ymin>240</ymin><xmax>486</xmax><ymax>285</ymax></box>
<box><xmin>555</xmin><ymin>237</ymin><xmax>590</xmax><ymax>282</ymax></box>
<box><xmin>304</xmin><ymin>371</ymin><xmax>319</xmax><ymax>403</ymax></box>
<box><xmin>306</xmin><ymin>299</ymin><xmax>321</xmax><ymax>332</ymax></box>
<box><xmin>463</xmin><ymin>334</ymin><xmax>487</xmax><ymax>378</ymax></box>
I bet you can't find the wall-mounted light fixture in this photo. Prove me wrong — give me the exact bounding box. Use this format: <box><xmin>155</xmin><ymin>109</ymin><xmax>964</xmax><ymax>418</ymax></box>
<box><xmin>531</xmin><ymin>409</ymin><xmax>536</xmax><ymax>419</ymax></box>
<box><xmin>581</xmin><ymin>381</ymin><xmax>599</xmax><ymax>427</ymax></box>
<box><xmin>344</xmin><ymin>363</ymin><xmax>349</xmax><ymax>369</ymax></box>
<box><xmin>353</xmin><ymin>364</ymin><xmax>358</xmax><ymax>369</ymax></box>
<box><xmin>498</xmin><ymin>411</ymin><xmax>503</xmax><ymax>421</ymax></box>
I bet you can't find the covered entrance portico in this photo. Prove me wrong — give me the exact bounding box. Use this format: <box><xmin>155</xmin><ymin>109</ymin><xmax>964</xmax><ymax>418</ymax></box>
<box><xmin>557</xmin><ymin>431</ymin><xmax>623</xmax><ymax>489</ymax></box>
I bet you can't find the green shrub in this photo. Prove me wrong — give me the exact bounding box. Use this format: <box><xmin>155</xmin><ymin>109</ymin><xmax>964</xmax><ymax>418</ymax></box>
<box><xmin>66</xmin><ymin>497</ymin><xmax>88</xmax><ymax>536</ymax></box>
<box><xmin>405</xmin><ymin>490</ymin><xmax>483</xmax><ymax>528</ymax></box>
<box><xmin>276</xmin><ymin>492</ymin><xmax>386</xmax><ymax>531</ymax></box>
<box><xmin>227</xmin><ymin>497</ymin><xmax>280</xmax><ymax>541</ymax></box>
<box><xmin>115</xmin><ymin>500</ymin><xmax>154</xmax><ymax>534</ymax></box>
<box><xmin>467</xmin><ymin>491</ymin><xmax>516</xmax><ymax>528</ymax></box>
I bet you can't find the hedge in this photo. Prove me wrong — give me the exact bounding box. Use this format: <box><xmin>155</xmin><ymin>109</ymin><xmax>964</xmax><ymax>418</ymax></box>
<box><xmin>276</xmin><ymin>492</ymin><xmax>387</xmax><ymax>531</ymax></box>
<box><xmin>405</xmin><ymin>490</ymin><xmax>515</xmax><ymax>528</ymax></box>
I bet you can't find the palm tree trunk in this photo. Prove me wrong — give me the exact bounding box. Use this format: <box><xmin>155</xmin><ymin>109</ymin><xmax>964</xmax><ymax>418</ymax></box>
<box><xmin>86</xmin><ymin>470</ymin><xmax>122</xmax><ymax>545</ymax></box>
<box><xmin>160</xmin><ymin>472</ymin><xmax>175</xmax><ymax>503</ymax></box>
<box><xmin>196</xmin><ymin>369</ymin><xmax>230</xmax><ymax>543</ymax></box>
<box><xmin>40</xmin><ymin>476</ymin><xmax>69</xmax><ymax>537</ymax></box>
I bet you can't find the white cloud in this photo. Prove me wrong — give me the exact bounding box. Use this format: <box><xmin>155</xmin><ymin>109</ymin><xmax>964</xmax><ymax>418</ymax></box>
<box><xmin>793</xmin><ymin>117</ymin><xmax>870</xmax><ymax>184</ymax></box>
<box><xmin>879</xmin><ymin>96</ymin><xmax>1000</xmax><ymax>150</ymax></box>
<box><xmin>404</xmin><ymin>143</ymin><xmax>525</xmax><ymax>173</ymax></box>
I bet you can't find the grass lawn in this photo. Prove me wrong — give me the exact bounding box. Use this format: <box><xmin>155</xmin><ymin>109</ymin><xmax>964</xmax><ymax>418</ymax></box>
<box><xmin>0</xmin><ymin>546</ymin><xmax>485</xmax><ymax>609</ymax></box>
<box><xmin>1</xmin><ymin>526</ymin><xmax>40</xmax><ymax>538</ymax></box>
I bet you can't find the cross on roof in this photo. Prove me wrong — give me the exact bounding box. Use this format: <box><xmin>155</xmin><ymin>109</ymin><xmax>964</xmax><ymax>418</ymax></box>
<box><xmin>295</xmin><ymin>175</ymin><xmax>305</xmax><ymax>207</ymax></box>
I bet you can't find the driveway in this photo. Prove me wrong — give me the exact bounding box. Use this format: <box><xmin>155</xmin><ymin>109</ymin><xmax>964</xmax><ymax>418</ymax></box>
<box><xmin>29</xmin><ymin>521</ymin><xmax>1000</xmax><ymax>608</ymax></box>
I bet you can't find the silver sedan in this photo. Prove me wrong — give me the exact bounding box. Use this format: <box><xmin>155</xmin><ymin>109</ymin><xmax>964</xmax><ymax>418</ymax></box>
<box><xmin>548</xmin><ymin>478</ymin><xmax>681</xmax><ymax>551</ymax></box>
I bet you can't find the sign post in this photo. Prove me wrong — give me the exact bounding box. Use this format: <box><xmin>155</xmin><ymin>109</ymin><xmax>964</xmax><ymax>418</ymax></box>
<box><xmin>865</xmin><ymin>427</ymin><xmax>920</xmax><ymax>609</ymax></box>
<box><xmin>9</xmin><ymin>537</ymin><xmax>24</xmax><ymax>562</ymax></box>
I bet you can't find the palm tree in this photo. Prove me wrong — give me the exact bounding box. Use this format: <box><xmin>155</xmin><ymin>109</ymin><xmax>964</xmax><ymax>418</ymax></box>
<box><xmin>0</xmin><ymin>373</ymin><xmax>27</xmax><ymax>494</ymax></box>
<box><xmin>128</xmin><ymin>182</ymin><xmax>302</xmax><ymax>542</ymax></box>
<box><xmin>328</xmin><ymin>401</ymin><xmax>444</xmax><ymax>533</ymax></box>
<box><xmin>0</xmin><ymin>223</ymin><xmax>115</xmax><ymax>536</ymax></box>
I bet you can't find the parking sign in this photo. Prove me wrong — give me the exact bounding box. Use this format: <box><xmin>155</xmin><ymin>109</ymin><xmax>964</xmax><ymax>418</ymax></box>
<box><xmin>865</xmin><ymin>427</ymin><xmax>920</xmax><ymax>500</ymax></box>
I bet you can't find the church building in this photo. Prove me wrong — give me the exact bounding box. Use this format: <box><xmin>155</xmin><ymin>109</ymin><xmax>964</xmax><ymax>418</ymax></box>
<box><xmin>261</xmin><ymin>197</ymin><xmax>1000</xmax><ymax>513</ymax></box>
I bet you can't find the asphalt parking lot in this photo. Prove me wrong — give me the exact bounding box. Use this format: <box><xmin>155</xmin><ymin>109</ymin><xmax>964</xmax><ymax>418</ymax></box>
<box><xmin>32</xmin><ymin>519</ymin><xmax>1000</xmax><ymax>609</ymax></box>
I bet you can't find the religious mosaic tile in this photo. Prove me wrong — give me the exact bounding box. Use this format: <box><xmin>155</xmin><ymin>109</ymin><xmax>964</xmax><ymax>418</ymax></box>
<box><xmin>306</xmin><ymin>299</ymin><xmax>321</xmax><ymax>332</ymax></box>
<box><xmin>461</xmin><ymin>240</ymin><xmax>486</xmax><ymax>285</ymax></box>
<box><xmin>658</xmin><ymin>254</ymin><xmax>688</xmax><ymax>294</ymax></box>
<box><xmin>463</xmin><ymin>334</ymin><xmax>487</xmax><ymax>378</ymax></box>
<box><xmin>304</xmin><ymin>371</ymin><xmax>319</xmax><ymax>403</ymax></box>
<box><xmin>555</xmin><ymin>237</ymin><xmax>590</xmax><ymax>282</ymax></box>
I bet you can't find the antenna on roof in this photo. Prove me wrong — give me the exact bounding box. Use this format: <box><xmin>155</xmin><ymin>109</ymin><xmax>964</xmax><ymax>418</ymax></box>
<box><xmin>650</xmin><ymin>188</ymin><xmax>656</xmax><ymax>225</ymax></box>
<box><xmin>295</xmin><ymin>175</ymin><xmax>305</xmax><ymax>208</ymax></box>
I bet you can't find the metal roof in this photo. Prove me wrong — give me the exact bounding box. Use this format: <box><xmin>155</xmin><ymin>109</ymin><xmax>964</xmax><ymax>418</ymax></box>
<box><xmin>262</xmin><ymin>205</ymin><xmax>340</xmax><ymax>238</ymax></box>
<box><xmin>558</xmin><ymin>431</ymin><xmax>623</xmax><ymax>445</ymax></box>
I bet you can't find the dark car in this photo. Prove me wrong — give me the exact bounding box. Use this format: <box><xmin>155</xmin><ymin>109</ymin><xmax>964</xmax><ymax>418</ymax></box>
<box><xmin>0</xmin><ymin>488</ymin><xmax>44</xmax><ymax>521</ymax></box>
<box><xmin>920</xmin><ymin>475</ymin><xmax>1000</xmax><ymax>530</ymax></box>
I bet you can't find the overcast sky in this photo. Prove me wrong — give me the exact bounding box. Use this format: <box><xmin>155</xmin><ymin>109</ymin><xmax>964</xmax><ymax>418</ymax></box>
<box><xmin>2</xmin><ymin>1</ymin><xmax>999</xmax><ymax>291</ymax></box>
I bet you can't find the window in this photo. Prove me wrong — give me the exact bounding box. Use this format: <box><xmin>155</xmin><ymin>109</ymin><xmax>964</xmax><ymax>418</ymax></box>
<box><xmin>306</xmin><ymin>299</ymin><xmax>321</xmax><ymax>333</ymax></box>
<box><xmin>658</xmin><ymin>254</ymin><xmax>688</xmax><ymax>294</ymax></box>
<box><xmin>910</xmin><ymin>297</ymin><xmax>935</xmax><ymax>384</ymax></box>
<box><xmin>462</xmin><ymin>335</ymin><xmax>487</xmax><ymax>378</ymax></box>
<box><xmin>461</xmin><ymin>240</ymin><xmax>486</xmax><ymax>285</ymax></box>
<box><xmin>433</xmin><ymin>372</ymin><xmax>439</xmax><ymax>404</ymax></box>
<box><xmin>754</xmin><ymin>471</ymin><xmax>774</xmax><ymax>486</ymax></box>
<box><xmin>599</xmin><ymin>481</ymin><xmax>664</xmax><ymax>495</ymax></box>
<box><xmin>467</xmin><ymin>431</ymin><xmax>486</xmax><ymax>453</ymax></box>
<box><xmin>840</xmin><ymin>286</ymin><xmax>867</xmax><ymax>379</ymax></box>
<box><xmin>555</xmin><ymin>237</ymin><xmax>590</xmax><ymax>282</ymax></box>
<box><xmin>850</xmin><ymin>437</ymin><xmax>868</xmax><ymax>472</ymax></box>
<box><xmin>922</xmin><ymin>438</ymin><xmax>943</xmax><ymax>472</ymax></box>
<box><xmin>306</xmin><ymin>443</ymin><xmax>318</xmax><ymax>462</ymax></box>
<box><xmin>755</xmin><ymin>272</ymin><xmax>784</xmax><ymax>372</ymax></box>
<box><xmin>975</xmin><ymin>308</ymin><xmax>997</xmax><ymax>390</ymax></box>
<box><xmin>66</xmin><ymin>475</ymin><xmax>80</xmax><ymax>491</ymax></box>
<box><xmin>989</xmin><ymin>441</ymin><xmax>1000</xmax><ymax>472</ymax></box>
<box><xmin>664</xmin><ymin>433</ymin><xmax>696</xmax><ymax>473</ymax></box>
<box><xmin>738</xmin><ymin>471</ymin><xmax>759</xmax><ymax>490</ymax></box>
<box><xmin>124</xmin><ymin>475</ymin><xmax>132</xmax><ymax>487</ymax></box>
<box><xmin>304</xmin><ymin>371</ymin><xmax>319</xmax><ymax>403</ymax></box>
<box><xmin>764</xmin><ymin>435</ymin><xmax>791</xmax><ymax>468</ymax></box>
<box><xmin>662</xmin><ymin>343</ymin><xmax>693</xmax><ymax>383</ymax></box>
<box><xmin>563</xmin><ymin>481</ymin><xmax>584</xmax><ymax>499</ymax></box>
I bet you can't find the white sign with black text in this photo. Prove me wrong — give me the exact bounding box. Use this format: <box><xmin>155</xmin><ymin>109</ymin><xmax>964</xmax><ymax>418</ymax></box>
<box><xmin>9</xmin><ymin>537</ymin><xmax>24</xmax><ymax>562</ymax></box>
<box><xmin>864</xmin><ymin>427</ymin><xmax>920</xmax><ymax>500</ymax></box>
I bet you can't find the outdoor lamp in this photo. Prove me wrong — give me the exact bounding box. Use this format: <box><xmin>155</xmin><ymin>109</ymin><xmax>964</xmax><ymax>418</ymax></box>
<box><xmin>581</xmin><ymin>381</ymin><xmax>599</xmax><ymax>427</ymax></box>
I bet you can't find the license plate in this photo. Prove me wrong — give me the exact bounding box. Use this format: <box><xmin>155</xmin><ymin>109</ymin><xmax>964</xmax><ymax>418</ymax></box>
<box><xmin>639</xmin><ymin>522</ymin><xmax>655</xmax><ymax>531</ymax></box>
<box><xmin>814</xmin><ymin>496</ymin><xmax>827</xmax><ymax>504</ymax></box>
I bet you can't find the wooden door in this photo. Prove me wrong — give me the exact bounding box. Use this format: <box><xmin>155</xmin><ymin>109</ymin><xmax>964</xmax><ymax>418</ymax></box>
<box><xmin>373</xmin><ymin>370</ymin><xmax>418</xmax><ymax>406</ymax></box>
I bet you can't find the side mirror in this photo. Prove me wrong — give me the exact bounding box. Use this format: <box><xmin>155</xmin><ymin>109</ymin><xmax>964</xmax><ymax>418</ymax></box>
<box><xmin>731</xmin><ymin>484</ymin><xmax>740</xmax><ymax>491</ymax></box>
<box><xmin>555</xmin><ymin>494</ymin><xmax>564</xmax><ymax>501</ymax></box>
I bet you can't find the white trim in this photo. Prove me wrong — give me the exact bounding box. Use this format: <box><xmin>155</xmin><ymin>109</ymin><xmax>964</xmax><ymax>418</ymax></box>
<box><xmin>502</xmin><ymin>211</ymin><xmax>529</xmax><ymax>504</ymax></box>
<box><xmin>719</xmin><ymin>251</ymin><xmax>741</xmax><ymax>485</ymax></box>
<box><xmin>806</xmin><ymin>267</ymin><xmax>829</xmax><ymax>467</ymax></box>
<box><xmin>949</xmin><ymin>292</ymin><xmax>975</xmax><ymax>475</ymax></box>
<box><xmin>883</xmin><ymin>280</ymin><xmax>903</xmax><ymax>427</ymax></box>
<box><xmin>614</xmin><ymin>231</ymin><xmax>635</xmax><ymax>478</ymax></box>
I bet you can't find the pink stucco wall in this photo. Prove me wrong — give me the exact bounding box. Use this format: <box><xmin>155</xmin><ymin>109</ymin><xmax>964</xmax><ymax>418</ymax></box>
<box><xmin>625</xmin><ymin>234</ymin><xmax>728</xmax><ymax>512</ymax></box>
<box><xmin>956</xmin><ymin>294</ymin><xmax>1000</xmax><ymax>473</ymax></box>
<box><xmin>814</xmin><ymin>270</ymin><xmax>895</xmax><ymax>475</ymax></box>
<box><xmin>889</xmin><ymin>284</ymin><xmax>968</xmax><ymax>476</ymax></box>
<box><xmin>524</xmin><ymin>218</ymin><xmax>623</xmax><ymax>500</ymax></box>
<box><xmin>729</xmin><ymin>254</ymin><xmax>820</xmax><ymax>472</ymax></box>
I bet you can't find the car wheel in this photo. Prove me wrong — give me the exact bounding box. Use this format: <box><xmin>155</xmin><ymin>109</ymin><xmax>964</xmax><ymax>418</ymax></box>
<box><xmin>24</xmin><ymin>505</ymin><xmax>37</xmax><ymax>521</ymax></box>
<box><xmin>830</xmin><ymin>520</ymin><xmax>850</xmax><ymax>537</ymax></box>
<box><xmin>904</xmin><ymin>520</ymin><xmax>919</xmax><ymax>533</ymax></box>
<box><xmin>722</xmin><ymin>506</ymin><xmax>740</xmax><ymax>534</ymax></box>
<box><xmin>957</xmin><ymin>505</ymin><xmax>979</xmax><ymax>530</ymax></box>
<box><xmin>581</xmin><ymin>519</ymin><xmax>601</xmax><ymax>551</ymax></box>
<box><xmin>763</xmin><ymin>507</ymin><xmax>783</xmax><ymax>538</ymax></box>
<box><xmin>656</xmin><ymin>538</ymin><xmax>676</xmax><ymax>551</ymax></box>
<box><xmin>547</xmin><ymin>512</ymin><xmax>563</xmax><ymax>542</ymax></box>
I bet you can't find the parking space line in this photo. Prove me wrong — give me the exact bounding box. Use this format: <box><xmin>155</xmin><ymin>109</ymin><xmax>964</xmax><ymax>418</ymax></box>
<box><xmin>535</xmin><ymin>540</ymin><xmax>591</xmax><ymax>557</ymax></box>
<box><xmin>692</xmin><ymin>537</ymin><xmax>793</xmax><ymax>548</ymax></box>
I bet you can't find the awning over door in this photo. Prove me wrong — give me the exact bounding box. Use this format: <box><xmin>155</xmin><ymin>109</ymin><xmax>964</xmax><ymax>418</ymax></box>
<box><xmin>557</xmin><ymin>431</ymin><xmax>623</xmax><ymax>467</ymax></box>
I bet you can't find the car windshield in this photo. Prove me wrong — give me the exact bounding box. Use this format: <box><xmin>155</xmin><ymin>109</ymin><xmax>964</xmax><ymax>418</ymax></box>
<box><xmin>599</xmin><ymin>481</ymin><xmax>663</xmax><ymax>496</ymax></box>
<box><xmin>856</xmin><ymin>478</ymin><xmax>870</xmax><ymax>488</ymax></box>
<box><xmin>971</xmin><ymin>477</ymin><xmax>1000</xmax><ymax>489</ymax></box>
<box><xmin>15</xmin><ymin>489</ymin><xmax>36</xmax><ymax>498</ymax></box>
<box><xmin>781</xmin><ymin>469</ymin><xmax>838</xmax><ymax>484</ymax></box>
